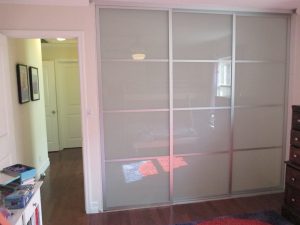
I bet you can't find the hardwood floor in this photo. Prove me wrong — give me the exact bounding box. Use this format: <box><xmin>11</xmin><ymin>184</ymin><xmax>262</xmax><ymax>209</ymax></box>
<box><xmin>41</xmin><ymin>148</ymin><xmax>285</xmax><ymax>225</ymax></box>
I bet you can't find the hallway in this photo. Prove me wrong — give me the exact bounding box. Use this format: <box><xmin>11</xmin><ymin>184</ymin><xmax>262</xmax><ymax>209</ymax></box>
<box><xmin>41</xmin><ymin>148</ymin><xmax>284</xmax><ymax>225</ymax></box>
<box><xmin>41</xmin><ymin>148</ymin><xmax>86</xmax><ymax>225</ymax></box>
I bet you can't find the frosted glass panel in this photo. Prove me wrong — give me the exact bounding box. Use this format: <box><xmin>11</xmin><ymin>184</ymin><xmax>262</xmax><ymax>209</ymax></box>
<box><xmin>99</xmin><ymin>9</ymin><xmax>168</xmax><ymax>59</ymax></box>
<box><xmin>105</xmin><ymin>158</ymin><xmax>170</xmax><ymax>208</ymax></box>
<box><xmin>236</xmin><ymin>16</ymin><xmax>288</xmax><ymax>61</ymax></box>
<box><xmin>174</xmin><ymin>154</ymin><xmax>229</xmax><ymax>201</ymax></box>
<box><xmin>174</xmin><ymin>62</ymin><xmax>231</xmax><ymax>108</ymax></box>
<box><xmin>173</xmin><ymin>12</ymin><xmax>232</xmax><ymax>60</ymax></box>
<box><xmin>233</xmin><ymin>107</ymin><xmax>284</xmax><ymax>149</ymax></box>
<box><xmin>102</xmin><ymin>62</ymin><xmax>168</xmax><ymax>110</ymax></box>
<box><xmin>174</xmin><ymin>109</ymin><xmax>231</xmax><ymax>154</ymax></box>
<box><xmin>232</xmin><ymin>148</ymin><xmax>282</xmax><ymax>192</ymax></box>
<box><xmin>235</xmin><ymin>63</ymin><xmax>285</xmax><ymax>106</ymax></box>
<box><xmin>104</xmin><ymin>112</ymin><xmax>169</xmax><ymax>160</ymax></box>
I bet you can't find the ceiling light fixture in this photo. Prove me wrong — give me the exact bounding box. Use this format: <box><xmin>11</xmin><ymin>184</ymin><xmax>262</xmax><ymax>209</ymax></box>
<box><xmin>56</xmin><ymin>38</ymin><xmax>66</xmax><ymax>41</ymax></box>
<box><xmin>132</xmin><ymin>53</ymin><xmax>146</xmax><ymax>60</ymax></box>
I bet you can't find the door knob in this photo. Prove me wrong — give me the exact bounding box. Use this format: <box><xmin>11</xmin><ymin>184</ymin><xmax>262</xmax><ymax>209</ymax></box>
<box><xmin>52</xmin><ymin>110</ymin><xmax>56</xmax><ymax>114</ymax></box>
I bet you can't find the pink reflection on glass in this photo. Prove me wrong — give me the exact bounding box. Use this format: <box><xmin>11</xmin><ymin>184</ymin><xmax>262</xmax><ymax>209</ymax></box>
<box><xmin>139</xmin><ymin>161</ymin><xmax>158</xmax><ymax>176</ymax></box>
<box><xmin>122</xmin><ymin>156</ymin><xmax>188</xmax><ymax>183</ymax></box>
<box><xmin>122</xmin><ymin>160</ymin><xmax>158</xmax><ymax>183</ymax></box>
<box><xmin>157</xmin><ymin>156</ymin><xmax>188</xmax><ymax>172</ymax></box>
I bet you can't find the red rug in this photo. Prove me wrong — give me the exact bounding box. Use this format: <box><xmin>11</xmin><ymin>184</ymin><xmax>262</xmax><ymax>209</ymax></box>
<box><xmin>175</xmin><ymin>211</ymin><xmax>292</xmax><ymax>225</ymax></box>
<box><xmin>198</xmin><ymin>217</ymin><xmax>271</xmax><ymax>225</ymax></box>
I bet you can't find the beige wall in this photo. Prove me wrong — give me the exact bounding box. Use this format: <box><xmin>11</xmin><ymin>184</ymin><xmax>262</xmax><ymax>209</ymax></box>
<box><xmin>0</xmin><ymin>3</ymin><xmax>102</xmax><ymax>213</ymax></box>
<box><xmin>8</xmin><ymin>38</ymin><xmax>49</xmax><ymax>176</ymax></box>
<box><xmin>284</xmin><ymin>14</ymin><xmax>300</xmax><ymax>160</ymax></box>
<box><xmin>42</xmin><ymin>43</ymin><xmax>78</xmax><ymax>60</ymax></box>
<box><xmin>1</xmin><ymin>3</ymin><xmax>300</xmax><ymax>213</ymax></box>
<box><xmin>291</xmin><ymin>15</ymin><xmax>300</xmax><ymax>105</ymax></box>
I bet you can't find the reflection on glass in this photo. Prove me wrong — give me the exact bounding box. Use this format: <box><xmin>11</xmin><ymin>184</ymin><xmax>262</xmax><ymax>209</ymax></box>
<box><xmin>236</xmin><ymin>16</ymin><xmax>288</xmax><ymax>61</ymax></box>
<box><xmin>121</xmin><ymin>156</ymin><xmax>188</xmax><ymax>183</ymax></box>
<box><xmin>106</xmin><ymin>158</ymin><xmax>170</xmax><ymax>208</ymax></box>
<box><xmin>174</xmin><ymin>109</ymin><xmax>231</xmax><ymax>154</ymax></box>
<box><xmin>158</xmin><ymin>156</ymin><xmax>188</xmax><ymax>172</ymax></box>
<box><xmin>233</xmin><ymin>107</ymin><xmax>283</xmax><ymax>149</ymax></box>
<box><xmin>217</xmin><ymin>61</ymin><xmax>231</xmax><ymax>98</ymax></box>
<box><xmin>174</xmin><ymin>62</ymin><xmax>231</xmax><ymax>108</ymax></box>
<box><xmin>123</xmin><ymin>160</ymin><xmax>158</xmax><ymax>183</ymax></box>
<box><xmin>174</xmin><ymin>154</ymin><xmax>230</xmax><ymax>200</ymax></box>
<box><xmin>102</xmin><ymin>62</ymin><xmax>169</xmax><ymax>110</ymax></box>
<box><xmin>173</xmin><ymin>12</ymin><xmax>232</xmax><ymax>60</ymax></box>
<box><xmin>235</xmin><ymin>63</ymin><xmax>285</xmax><ymax>106</ymax></box>
<box><xmin>104</xmin><ymin>112</ymin><xmax>169</xmax><ymax>160</ymax></box>
<box><xmin>99</xmin><ymin>9</ymin><xmax>168</xmax><ymax>60</ymax></box>
<box><xmin>232</xmin><ymin>148</ymin><xmax>282</xmax><ymax>192</ymax></box>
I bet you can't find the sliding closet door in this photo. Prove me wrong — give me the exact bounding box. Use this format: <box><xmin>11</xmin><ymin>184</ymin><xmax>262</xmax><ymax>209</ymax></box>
<box><xmin>232</xmin><ymin>15</ymin><xmax>288</xmax><ymax>192</ymax></box>
<box><xmin>98</xmin><ymin>8</ymin><xmax>289</xmax><ymax>210</ymax></box>
<box><xmin>99</xmin><ymin>9</ymin><xmax>170</xmax><ymax>209</ymax></box>
<box><xmin>172</xmin><ymin>12</ymin><xmax>233</xmax><ymax>201</ymax></box>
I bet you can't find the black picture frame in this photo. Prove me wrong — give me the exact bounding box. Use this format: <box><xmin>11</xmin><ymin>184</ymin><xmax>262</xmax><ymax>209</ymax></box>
<box><xmin>16</xmin><ymin>64</ymin><xmax>30</xmax><ymax>104</ymax></box>
<box><xmin>29</xmin><ymin>66</ymin><xmax>40</xmax><ymax>101</ymax></box>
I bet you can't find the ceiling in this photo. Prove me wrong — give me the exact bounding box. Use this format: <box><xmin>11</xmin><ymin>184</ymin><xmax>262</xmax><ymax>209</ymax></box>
<box><xmin>0</xmin><ymin>0</ymin><xmax>299</xmax><ymax>12</ymax></box>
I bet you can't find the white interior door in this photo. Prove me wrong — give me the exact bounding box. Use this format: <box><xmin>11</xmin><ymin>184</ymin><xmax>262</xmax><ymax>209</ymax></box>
<box><xmin>42</xmin><ymin>61</ymin><xmax>60</xmax><ymax>152</ymax></box>
<box><xmin>55</xmin><ymin>60</ymin><xmax>82</xmax><ymax>149</ymax></box>
<box><xmin>0</xmin><ymin>33</ymin><xmax>15</xmax><ymax>168</ymax></box>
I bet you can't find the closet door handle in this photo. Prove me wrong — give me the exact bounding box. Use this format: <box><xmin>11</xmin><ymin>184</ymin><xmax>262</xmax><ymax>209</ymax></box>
<box><xmin>52</xmin><ymin>110</ymin><xmax>56</xmax><ymax>114</ymax></box>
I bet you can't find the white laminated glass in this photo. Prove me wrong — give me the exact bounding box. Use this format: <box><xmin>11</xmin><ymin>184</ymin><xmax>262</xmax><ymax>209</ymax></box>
<box><xmin>102</xmin><ymin>62</ymin><xmax>169</xmax><ymax>110</ymax></box>
<box><xmin>232</xmin><ymin>148</ymin><xmax>282</xmax><ymax>192</ymax></box>
<box><xmin>99</xmin><ymin>9</ymin><xmax>168</xmax><ymax>60</ymax></box>
<box><xmin>98</xmin><ymin>8</ymin><xmax>289</xmax><ymax>210</ymax></box>
<box><xmin>235</xmin><ymin>63</ymin><xmax>286</xmax><ymax>106</ymax></box>
<box><xmin>173</xmin><ymin>12</ymin><xmax>232</xmax><ymax>60</ymax></box>
<box><xmin>174</xmin><ymin>109</ymin><xmax>231</xmax><ymax>154</ymax></box>
<box><xmin>104</xmin><ymin>112</ymin><xmax>169</xmax><ymax>160</ymax></box>
<box><xmin>105</xmin><ymin>158</ymin><xmax>170</xmax><ymax>208</ymax></box>
<box><xmin>174</xmin><ymin>154</ymin><xmax>230</xmax><ymax>201</ymax></box>
<box><xmin>236</xmin><ymin>16</ymin><xmax>288</xmax><ymax>61</ymax></box>
<box><xmin>233</xmin><ymin>107</ymin><xmax>284</xmax><ymax>150</ymax></box>
<box><xmin>174</xmin><ymin>62</ymin><xmax>231</xmax><ymax>108</ymax></box>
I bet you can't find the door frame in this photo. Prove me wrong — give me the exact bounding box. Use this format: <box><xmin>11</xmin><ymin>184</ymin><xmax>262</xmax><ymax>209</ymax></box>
<box><xmin>1</xmin><ymin>30</ymin><xmax>95</xmax><ymax>213</ymax></box>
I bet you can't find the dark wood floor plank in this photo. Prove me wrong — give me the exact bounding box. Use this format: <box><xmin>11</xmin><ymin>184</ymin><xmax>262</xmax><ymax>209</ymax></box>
<box><xmin>41</xmin><ymin>148</ymin><xmax>285</xmax><ymax>225</ymax></box>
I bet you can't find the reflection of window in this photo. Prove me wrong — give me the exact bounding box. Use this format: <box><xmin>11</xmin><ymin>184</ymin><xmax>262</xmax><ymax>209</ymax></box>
<box><xmin>157</xmin><ymin>156</ymin><xmax>188</xmax><ymax>172</ymax></box>
<box><xmin>122</xmin><ymin>157</ymin><xmax>188</xmax><ymax>183</ymax></box>
<box><xmin>217</xmin><ymin>62</ymin><xmax>231</xmax><ymax>97</ymax></box>
<box><xmin>122</xmin><ymin>161</ymin><xmax>158</xmax><ymax>183</ymax></box>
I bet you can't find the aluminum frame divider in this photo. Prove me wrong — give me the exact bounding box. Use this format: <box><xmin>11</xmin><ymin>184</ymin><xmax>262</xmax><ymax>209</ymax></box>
<box><xmin>168</xmin><ymin>8</ymin><xmax>174</xmax><ymax>203</ymax></box>
<box><xmin>229</xmin><ymin>14</ymin><xmax>236</xmax><ymax>194</ymax></box>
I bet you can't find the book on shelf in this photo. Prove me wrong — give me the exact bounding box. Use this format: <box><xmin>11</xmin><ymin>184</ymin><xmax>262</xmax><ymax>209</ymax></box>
<box><xmin>2</xmin><ymin>164</ymin><xmax>36</xmax><ymax>182</ymax></box>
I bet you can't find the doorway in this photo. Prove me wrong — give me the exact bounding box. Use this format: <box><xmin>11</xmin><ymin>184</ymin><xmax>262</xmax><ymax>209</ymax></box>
<box><xmin>41</xmin><ymin>38</ymin><xmax>82</xmax><ymax>152</ymax></box>
<box><xmin>1</xmin><ymin>30</ymin><xmax>97</xmax><ymax>213</ymax></box>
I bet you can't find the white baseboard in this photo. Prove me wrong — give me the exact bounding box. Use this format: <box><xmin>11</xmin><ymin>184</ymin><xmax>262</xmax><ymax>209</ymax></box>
<box><xmin>36</xmin><ymin>158</ymin><xmax>50</xmax><ymax>179</ymax></box>
<box><xmin>85</xmin><ymin>201</ymin><xmax>101</xmax><ymax>214</ymax></box>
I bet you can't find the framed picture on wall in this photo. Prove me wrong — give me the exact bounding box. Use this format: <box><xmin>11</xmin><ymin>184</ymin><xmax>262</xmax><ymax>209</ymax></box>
<box><xmin>16</xmin><ymin>64</ymin><xmax>30</xmax><ymax>104</ymax></box>
<box><xmin>29</xmin><ymin>66</ymin><xmax>40</xmax><ymax>101</ymax></box>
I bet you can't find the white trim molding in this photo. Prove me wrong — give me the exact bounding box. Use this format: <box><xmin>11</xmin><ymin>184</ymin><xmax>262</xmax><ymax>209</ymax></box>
<box><xmin>0</xmin><ymin>0</ymin><xmax>90</xmax><ymax>6</ymax></box>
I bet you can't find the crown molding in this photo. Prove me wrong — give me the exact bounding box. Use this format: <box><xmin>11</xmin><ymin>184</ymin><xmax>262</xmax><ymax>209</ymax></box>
<box><xmin>0</xmin><ymin>0</ymin><xmax>90</xmax><ymax>6</ymax></box>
